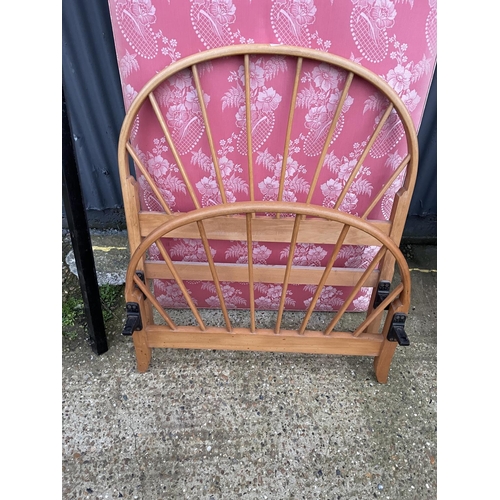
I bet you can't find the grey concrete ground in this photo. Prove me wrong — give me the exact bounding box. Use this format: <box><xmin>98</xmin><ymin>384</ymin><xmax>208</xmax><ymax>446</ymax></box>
<box><xmin>62</xmin><ymin>232</ymin><xmax>437</xmax><ymax>500</ymax></box>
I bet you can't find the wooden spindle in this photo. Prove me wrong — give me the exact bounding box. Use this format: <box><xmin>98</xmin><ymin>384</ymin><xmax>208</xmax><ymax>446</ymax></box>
<box><xmin>196</xmin><ymin>221</ymin><xmax>232</xmax><ymax>332</ymax></box>
<box><xmin>148</xmin><ymin>92</ymin><xmax>200</xmax><ymax>209</ymax></box>
<box><xmin>154</xmin><ymin>238</ymin><xmax>206</xmax><ymax>331</ymax></box>
<box><xmin>307</xmin><ymin>72</ymin><xmax>354</xmax><ymax>204</ymax></box>
<box><xmin>353</xmin><ymin>283</ymin><xmax>404</xmax><ymax>336</ymax></box>
<box><xmin>298</xmin><ymin>224</ymin><xmax>351</xmax><ymax>335</ymax></box>
<box><xmin>277</xmin><ymin>57</ymin><xmax>303</xmax><ymax>217</ymax></box>
<box><xmin>324</xmin><ymin>246</ymin><xmax>388</xmax><ymax>335</ymax></box>
<box><xmin>361</xmin><ymin>154</ymin><xmax>410</xmax><ymax>219</ymax></box>
<box><xmin>244</xmin><ymin>54</ymin><xmax>255</xmax><ymax>215</ymax></box>
<box><xmin>126</xmin><ymin>143</ymin><xmax>172</xmax><ymax>215</ymax></box>
<box><xmin>334</xmin><ymin>104</ymin><xmax>394</xmax><ymax>210</ymax></box>
<box><xmin>275</xmin><ymin>214</ymin><xmax>302</xmax><ymax>333</ymax></box>
<box><xmin>132</xmin><ymin>274</ymin><xmax>177</xmax><ymax>330</ymax></box>
<box><xmin>192</xmin><ymin>64</ymin><xmax>227</xmax><ymax>204</ymax></box>
<box><xmin>246</xmin><ymin>213</ymin><xmax>256</xmax><ymax>332</ymax></box>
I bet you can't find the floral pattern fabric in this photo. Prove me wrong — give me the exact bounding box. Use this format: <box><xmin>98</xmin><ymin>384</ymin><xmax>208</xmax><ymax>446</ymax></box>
<box><xmin>108</xmin><ymin>0</ymin><xmax>436</xmax><ymax>312</ymax></box>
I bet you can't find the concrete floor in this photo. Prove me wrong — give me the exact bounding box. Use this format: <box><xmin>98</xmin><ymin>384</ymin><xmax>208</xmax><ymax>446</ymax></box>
<box><xmin>62</xmin><ymin>235</ymin><xmax>437</xmax><ymax>500</ymax></box>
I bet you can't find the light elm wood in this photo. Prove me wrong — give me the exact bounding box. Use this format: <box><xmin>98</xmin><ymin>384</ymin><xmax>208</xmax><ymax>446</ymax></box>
<box><xmin>307</xmin><ymin>71</ymin><xmax>354</xmax><ymax>205</ymax></box>
<box><xmin>246</xmin><ymin>213</ymin><xmax>256</xmax><ymax>332</ymax></box>
<box><xmin>138</xmin><ymin>213</ymin><xmax>391</xmax><ymax>245</ymax></box>
<box><xmin>154</xmin><ymin>238</ymin><xmax>207</xmax><ymax>330</ymax></box>
<box><xmin>298</xmin><ymin>224</ymin><xmax>350</xmax><ymax>335</ymax></box>
<box><xmin>132</xmin><ymin>274</ymin><xmax>176</xmax><ymax>330</ymax></box>
<box><xmin>334</xmin><ymin>104</ymin><xmax>393</xmax><ymax>211</ymax></box>
<box><xmin>149</xmin><ymin>92</ymin><xmax>200</xmax><ymax>209</ymax></box>
<box><xmin>361</xmin><ymin>154</ymin><xmax>410</xmax><ymax>220</ymax></box>
<box><xmin>191</xmin><ymin>63</ymin><xmax>227</xmax><ymax>204</ymax></box>
<box><xmin>277</xmin><ymin>56</ymin><xmax>303</xmax><ymax>216</ymax></box>
<box><xmin>145</xmin><ymin>324</ymin><xmax>383</xmax><ymax>357</ymax></box>
<box><xmin>244</xmin><ymin>54</ymin><xmax>255</xmax><ymax>210</ymax></box>
<box><xmin>126</xmin><ymin>143</ymin><xmax>172</xmax><ymax>215</ymax></box>
<box><xmin>275</xmin><ymin>214</ymin><xmax>302</xmax><ymax>333</ymax></box>
<box><xmin>323</xmin><ymin>246</ymin><xmax>388</xmax><ymax>335</ymax></box>
<box><xmin>124</xmin><ymin>202</ymin><xmax>411</xmax><ymax>383</ymax></box>
<box><xmin>197</xmin><ymin>220</ymin><xmax>232</xmax><ymax>332</ymax></box>
<box><xmin>116</xmin><ymin>45</ymin><xmax>419</xmax><ymax>383</ymax></box>
<box><xmin>143</xmin><ymin>261</ymin><xmax>380</xmax><ymax>287</ymax></box>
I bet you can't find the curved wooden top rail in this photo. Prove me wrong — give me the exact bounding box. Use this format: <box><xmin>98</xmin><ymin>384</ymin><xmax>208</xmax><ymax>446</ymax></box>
<box><xmin>118</xmin><ymin>44</ymin><xmax>419</xmax><ymax>203</ymax></box>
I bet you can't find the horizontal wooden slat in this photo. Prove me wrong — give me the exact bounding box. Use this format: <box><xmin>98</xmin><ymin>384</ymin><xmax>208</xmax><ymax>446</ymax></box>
<box><xmin>138</xmin><ymin>212</ymin><xmax>390</xmax><ymax>246</ymax></box>
<box><xmin>144</xmin><ymin>260</ymin><xmax>380</xmax><ymax>287</ymax></box>
<box><xmin>145</xmin><ymin>325</ymin><xmax>383</xmax><ymax>356</ymax></box>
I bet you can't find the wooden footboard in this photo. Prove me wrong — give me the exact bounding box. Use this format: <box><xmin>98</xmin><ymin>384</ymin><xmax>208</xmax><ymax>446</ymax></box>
<box><xmin>123</xmin><ymin>202</ymin><xmax>411</xmax><ymax>383</ymax></box>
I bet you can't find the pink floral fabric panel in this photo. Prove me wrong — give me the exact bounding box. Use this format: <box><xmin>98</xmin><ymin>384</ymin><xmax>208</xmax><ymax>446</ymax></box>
<box><xmin>108</xmin><ymin>0</ymin><xmax>437</xmax><ymax>312</ymax></box>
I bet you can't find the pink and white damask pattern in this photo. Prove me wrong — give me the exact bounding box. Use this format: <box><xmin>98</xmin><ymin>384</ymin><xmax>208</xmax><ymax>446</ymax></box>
<box><xmin>108</xmin><ymin>0</ymin><xmax>436</xmax><ymax>312</ymax></box>
<box><xmin>298</xmin><ymin>63</ymin><xmax>354</xmax><ymax>157</ymax></box>
<box><xmin>224</xmin><ymin>56</ymin><xmax>287</xmax><ymax>155</ymax></box>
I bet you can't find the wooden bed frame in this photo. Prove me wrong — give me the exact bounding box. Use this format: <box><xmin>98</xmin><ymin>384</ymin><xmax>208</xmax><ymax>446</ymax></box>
<box><xmin>117</xmin><ymin>45</ymin><xmax>419</xmax><ymax>383</ymax></box>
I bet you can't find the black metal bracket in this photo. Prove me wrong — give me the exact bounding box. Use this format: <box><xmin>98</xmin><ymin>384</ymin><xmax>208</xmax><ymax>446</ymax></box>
<box><xmin>387</xmin><ymin>313</ymin><xmax>410</xmax><ymax>346</ymax></box>
<box><xmin>122</xmin><ymin>302</ymin><xmax>143</xmax><ymax>336</ymax></box>
<box><xmin>373</xmin><ymin>280</ymin><xmax>391</xmax><ymax>310</ymax></box>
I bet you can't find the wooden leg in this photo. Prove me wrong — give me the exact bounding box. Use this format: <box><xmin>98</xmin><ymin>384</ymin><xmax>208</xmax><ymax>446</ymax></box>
<box><xmin>128</xmin><ymin>288</ymin><xmax>152</xmax><ymax>373</ymax></box>
<box><xmin>373</xmin><ymin>340</ymin><xmax>397</xmax><ymax>383</ymax></box>
<box><xmin>132</xmin><ymin>329</ymin><xmax>152</xmax><ymax>373</ymax></box>
<box><xmin>373</xmin><ymin>301</ymin><xmax>404</xmax><ymax>383</ymax></box>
